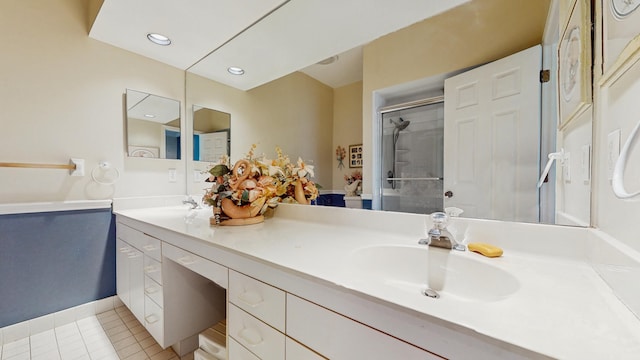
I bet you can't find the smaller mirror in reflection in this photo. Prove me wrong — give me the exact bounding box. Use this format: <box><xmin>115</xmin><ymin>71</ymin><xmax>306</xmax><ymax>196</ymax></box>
<box><xmin>126</xmin><ymin>89</ymin><xmax>181</xmax><ymax>159</ymax></box>
<box><xmin>193</xmin><ymin>105</ymin><xmax>230</xmax><ymax>162</ymax></box>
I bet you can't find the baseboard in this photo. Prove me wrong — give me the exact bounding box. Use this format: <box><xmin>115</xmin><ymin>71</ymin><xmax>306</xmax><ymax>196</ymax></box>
<box><xmin>0</xmin><ymin>295</ymin><xmax>123</xmax><ymax>345</ymax></box>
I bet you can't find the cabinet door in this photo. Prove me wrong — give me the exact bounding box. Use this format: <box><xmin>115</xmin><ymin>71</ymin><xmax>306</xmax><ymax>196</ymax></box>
<box><xmin>116</xmin><ymin>238</ymin><xmax>131</xmax><ymax>307</ymax></box>
<box><xmin>287</xmin><ymin>295</ymin><xmax>441</xmax><ymax>359</ymax></box>
<box><xmin>129</xmin><ymin>247</ymin><xmax>145</xmax><ymax>324</ymax></box>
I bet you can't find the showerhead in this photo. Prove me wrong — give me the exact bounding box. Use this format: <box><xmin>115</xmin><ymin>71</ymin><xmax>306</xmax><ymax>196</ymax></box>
<box><xmin>390</xmin><ymin>117</ymin><xmax>410</xmax><ymax>131</ymax></box>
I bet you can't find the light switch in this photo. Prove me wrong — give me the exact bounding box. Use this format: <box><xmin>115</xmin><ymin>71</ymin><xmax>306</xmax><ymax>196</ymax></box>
<box><xmin>168</xmin><ymin>168</ymin><xmax>177</xmax><ymax>183</ymax></box>
<box><xmin>608</xmin><ymin>130</ymin><xmax>620</xmax><ymax>180</ymax></box>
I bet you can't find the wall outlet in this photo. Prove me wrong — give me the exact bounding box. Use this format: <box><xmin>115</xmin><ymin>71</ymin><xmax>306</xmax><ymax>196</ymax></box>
<box><xmin>168</xmin><ymin>168</ymin><xmax>177</xmax><ymax>183</ymax></box>
<box><xmin>608</xmin><ymin>129</ymin><xmax>620</xmax><ymax>180</ymax></box>
<box><xmin>194</xmin><ymin>170</ymin><xmax>203</xmax><ymax>183</ymax></box>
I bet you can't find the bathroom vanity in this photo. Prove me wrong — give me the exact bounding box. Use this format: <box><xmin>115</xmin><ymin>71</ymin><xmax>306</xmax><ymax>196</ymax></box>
<box><xmin>114</xmin><ymin>203</ymin><xmax>640</xmax><ymax>359</ymax></box>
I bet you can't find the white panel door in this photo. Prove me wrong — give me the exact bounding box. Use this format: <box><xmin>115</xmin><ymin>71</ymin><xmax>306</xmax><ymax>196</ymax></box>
<box><xmin>444</xmin><ymin>45</ymin><xmax>541</xmax><ymax>222</ymax></box>
<box><xmin>199</xmin><ymin>132</ymin><xmax>228</xmax><ymax>162</ymax></box>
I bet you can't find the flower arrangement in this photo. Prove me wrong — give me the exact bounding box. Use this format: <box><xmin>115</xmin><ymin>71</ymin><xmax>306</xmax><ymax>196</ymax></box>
<box><xmin>203</xmin><ymin>145</ymin><xmax>320</xmax><ymax>225</ymax></box>
<box><xmin>344</xmin><ymin>170</ymin><xmax>362</xmax><ymax>185</ymax></box>
<box><xmin>336</xmin><ymin>145</ymin><xmax>346</xmax><ymax>169</ymax></box>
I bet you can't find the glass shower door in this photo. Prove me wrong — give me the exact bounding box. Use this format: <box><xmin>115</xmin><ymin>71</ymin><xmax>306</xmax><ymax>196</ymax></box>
<box><xmin>380</xmin><ymin>101</ymin><xmax>444</xmax><ymax>214</ymax></box>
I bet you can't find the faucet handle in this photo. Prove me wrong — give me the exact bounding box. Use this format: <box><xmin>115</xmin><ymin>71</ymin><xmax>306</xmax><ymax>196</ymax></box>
<box><xmin>430</xmin><ymin>212</ymin><xmax>449</xmax><ymax>230</ymax></box>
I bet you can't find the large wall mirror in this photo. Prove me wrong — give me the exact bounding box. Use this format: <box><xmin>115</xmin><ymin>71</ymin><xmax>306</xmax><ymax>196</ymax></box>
<box><xmin>192</xmin><ymin>106</ymin><xmax>230</xmax><ymax>162</ymax></box>
<box><xmin>184</xmin><ymin>0</ymin><xmax>591</xmax><ymax>227</ymax></box>
<box><xmin>126</xmin><ymin>89</ymin><xmax>181</xmax><ymax>159</ymax></box>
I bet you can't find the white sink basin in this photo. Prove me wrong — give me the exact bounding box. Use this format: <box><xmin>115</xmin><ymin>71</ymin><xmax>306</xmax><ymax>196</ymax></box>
<box><xmin>346</xmin><ymin>244</ymin><xmax>519</xmax><ymax>302</ymax></box>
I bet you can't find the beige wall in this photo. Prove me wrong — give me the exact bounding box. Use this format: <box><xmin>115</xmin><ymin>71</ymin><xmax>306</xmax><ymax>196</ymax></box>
<box><xmin>186</xmin><ymin>72</ymin><xmax>334</xmax><ymax>194</ymax></box>
<box><xmin>360</xmin><ymin>0</ymin><xmax>550</xmax><ymax>195</ymax></box>
<box><xmin>332</xmin><ymin>82</ymin><xmax>363</xmax><ymax>190</ymax></box>
<box><xmin>0</xmin><ymin>0</ymin><xmax>335</xmax><ymax>203</ymax></box>
<box><xmin>0</xmin><ymin>0</ymin><xmax>186</xmax><ymax>203</ymax></box>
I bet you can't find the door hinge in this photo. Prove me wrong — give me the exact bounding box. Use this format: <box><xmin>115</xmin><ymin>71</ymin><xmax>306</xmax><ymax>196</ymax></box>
<box><xmin>539</xmin><ymin>69</ymin><xmax>550</xmax><ymax>83</ymax></box>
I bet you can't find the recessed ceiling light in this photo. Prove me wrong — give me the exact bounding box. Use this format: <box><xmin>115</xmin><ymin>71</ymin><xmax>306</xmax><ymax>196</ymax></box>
<box><xmin>227</xmin><ymin>67</ymin><xmax>245</xmax><ymax>75</ymax></box>
<box><xmin>144</xmin><ymin>114</ymin><xmax>156</xmax><ymax>118</ymax></box>
<box><xmin>316</xmin><ymin>55</ymin><xmax>339</xmax><ymax>65</ymax></box>
<box><xmin>147</xmin><ymin>33</ymin><xmax>171</xmax><ymax>46</ymax></box>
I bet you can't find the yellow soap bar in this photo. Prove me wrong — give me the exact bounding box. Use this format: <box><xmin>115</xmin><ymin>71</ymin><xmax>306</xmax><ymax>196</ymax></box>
<box><xmin>467</xmin><ymin>242</ymin><xmax>503</xmax><ymax>257</ymax></box>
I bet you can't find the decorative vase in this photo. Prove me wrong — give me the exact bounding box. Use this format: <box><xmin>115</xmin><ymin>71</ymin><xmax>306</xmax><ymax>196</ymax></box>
<box><xmin>210</xmin><ymin>197</ymin><xmax>266</xmax><ymax>226</ymax></box>
<box><xmin>344</xmin><ymin>179</ymin><xmax>361</xmax><ymax>197</ymax></box>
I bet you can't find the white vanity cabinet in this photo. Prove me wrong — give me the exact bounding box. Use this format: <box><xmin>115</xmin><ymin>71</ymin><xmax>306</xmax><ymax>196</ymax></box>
<box><xmin>117</xmin><ymin>218</ymin><xmax>437</xmax><ymax>360</ymax></box>
<box><xmin>116</xmin><ymin>223</ymin><xmax>226</xmax><ymax>352</ymax></box>
<box><xmin>115</xmin><ymin>235</ymin><xmax>145</xmax><ymax>324</ymax></box>
<box><xmin>116</xmin><ymin>224</ymin><xmax>164</xmax><ymax>337</ymax></box>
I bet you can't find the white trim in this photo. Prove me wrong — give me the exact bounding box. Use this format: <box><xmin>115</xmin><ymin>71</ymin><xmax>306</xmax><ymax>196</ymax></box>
<box><xmin>0</xmin><ymin>200</ymin><xmax>112</xmax><ymax>215</ymax></box>
<box><xmin>319</xmin><ymin>190</ymin><xmax>346</xmax><ymax>195</ymax></box>
<box><xmin>0</xmin><ymin>295</ymin><xmax>121</xmax><ymax>345</ymax></box>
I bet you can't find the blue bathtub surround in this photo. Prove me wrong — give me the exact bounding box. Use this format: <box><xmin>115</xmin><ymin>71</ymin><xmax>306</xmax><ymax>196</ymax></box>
<box><xmin>362</xmin><ymin>199</ymin><xmax>372</xmax><ymax>210</ymax></box>
<box><xmin>0</xmin><ymin>205</ymin><xmax>116</xmax><ymax>328</ymax></box>
<box><xmin>316</xmin><ymin>193</ymin><xmax>346</xmax><ymax>207</ymax></box>
<box><xmin>315</xmin><ymin>191</ymin><xmax>372</xmax><ymax>209</ymax></box>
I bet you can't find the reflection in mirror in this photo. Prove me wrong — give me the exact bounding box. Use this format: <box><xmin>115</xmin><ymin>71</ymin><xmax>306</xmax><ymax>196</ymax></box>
<box><xmin>192</xmin><ymin>106</ymin><xmax>230</xmax><ymax>162</ymax></box>
<box><xmin>184</xmin><ymin>0</ymin><xmax>590</xmax><ymax>226</ymax></box>
<box><xmin>126</xmin><ymin>89</ymin><xmax>181</xmax><ymax>159</ymax></box>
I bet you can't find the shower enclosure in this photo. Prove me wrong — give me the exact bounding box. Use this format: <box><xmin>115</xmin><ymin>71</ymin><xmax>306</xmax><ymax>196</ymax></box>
<box><xmin>380</xmin><ymin>98</ymin><xmax>444</xmax><ymax>214</ymax></box>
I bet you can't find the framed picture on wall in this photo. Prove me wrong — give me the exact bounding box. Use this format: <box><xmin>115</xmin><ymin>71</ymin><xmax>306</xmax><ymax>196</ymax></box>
<box><xmin>602</xmin><ymin>0</ymin><xmax>640</xmax><ymax>78</ymax></box>
<box><xmin>558</xmin><ymin>0</ymin><xmax>592</xmax><ymax>129</ymax></box>
<box><xmin>349</xmin><ymin>144</ymin><xmax>362</xmax><ymax>168</ymax></box>
<box><xmin>128</xmin><ymin>145</ymin><xmax>159</xmax><ymax>158</ymax></box>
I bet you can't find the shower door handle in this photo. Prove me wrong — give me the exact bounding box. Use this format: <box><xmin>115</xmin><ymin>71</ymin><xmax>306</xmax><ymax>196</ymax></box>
<box><xmin>444</xmin><ymin>191</ymin><xmax>453</xmax><ymax>198</ymax></box>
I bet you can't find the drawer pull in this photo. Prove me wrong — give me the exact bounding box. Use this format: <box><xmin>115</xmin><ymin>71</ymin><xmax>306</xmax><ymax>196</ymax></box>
<box><xmin>177</xmin><ymin>256</ymin><xmax>197</xmax><ymax>266</ymax></box>
<box><xmin>237</xmin><ymin>291</ymin><xmax>264</xmax><ymax>307</ymax></box>
<box><xmin>145</xmin><ymin>286</ymin><xmax>158</xmax><ymax>295</ymax></box>
<box><xmin>144</xmin><ymin>265</ymin><xmax>159</xmax><ymax>274</ymax></box>
<box><xmin>238</xmin><ymin>327</ymin><xmax>263</xmax><ymax>346</ymax></box>
<box><xmin>128</xmin><ymin>253</ymin><xmax>140</xmax><ymax>259</ymax></box>
<box><xmin>119</xmin><ymin>247</ymin><xmax>130</xmax><ymax>253</ymax></box>
<box><xmin>143</xmin><ymin>245</ymin><xmax>157</xmax><ymax>251</ymax></box>
<box><xmin>145</xmin><ymin>314</ymin><xmax>159</xmax><ymax>324</ymax></box>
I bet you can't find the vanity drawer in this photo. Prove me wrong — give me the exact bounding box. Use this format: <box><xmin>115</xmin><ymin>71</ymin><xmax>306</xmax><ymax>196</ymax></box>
<box><xmin>228</xmin><ymin>304</ymin><xmax>284</xmax><ymax>360</ymax></box>
<box><xmin>229</xmin><ymin>270</ymin><xmax>285</xmax><ymax>332</ymax></box>
<box><xmin>144</xmin><ymin>295</ymin><xmax>164</xmax><ymax>346</ymax></box>
<box><xmin>286</xmin><ymin>294</ymin><xmax>440</xmax><ymax>359</ymax></box>
<box><xmin>144</xmin><ymin>275</ymin><xmax>163</xmax><ymax>308</ymax></box>
<box><xmin>140</xmin><ymin>236</ymin><xmax>162</xmax><ymax>262</ymax></box>
<box><xmin>228</xmin><ymin>338</ymin><xmax>260</xmax><ymax>360</ymax></box>
<box><xmin>144</xmin><ymin>256</ymin><xmax>162</xmax><ymax>285</ymax></box>
<box><xmin>117</xmin><ymin>224</ymin><xmax>161</xmax><ymax>260</ymax></box>
<box><xmin>162</xmin><ymin>243</ymin><xmax>228</xmax><ymax>289</ymax></box>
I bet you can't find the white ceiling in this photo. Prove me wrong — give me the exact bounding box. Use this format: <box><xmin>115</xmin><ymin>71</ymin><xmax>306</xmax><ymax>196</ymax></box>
<box><xmin>126</xmin><ymin>90</ymin><xmax>180</xmax><ymax>124</ymax></box>
<box><xmin>90</xmin><ymin>0</ymin><xmax>469</xmax><ymax>90</ymax></box>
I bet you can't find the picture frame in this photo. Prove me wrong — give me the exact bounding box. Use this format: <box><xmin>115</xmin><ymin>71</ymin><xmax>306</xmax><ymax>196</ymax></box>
<box><xmin>602</xmin><ymin>0</ymin><xmax>640</xmax><ymax>78</ymax></box>
<box><xmin>348</xmin><ymin>144</ymin><xmax>363</xmax><ymax>168</ymax></box>
<box><xmin>128</xmin><ymin>145</ymin><xmax>160</xmax><ymax>158</ymax></box>
<box><xmin>558</xmin><ymin>0</ymin><xmax>592</xmax><ymax>129</ymax></box>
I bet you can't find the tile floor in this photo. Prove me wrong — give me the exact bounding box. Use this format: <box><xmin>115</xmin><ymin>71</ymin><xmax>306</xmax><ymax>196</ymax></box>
<box><xmin>0</xmin><ymin>306</ymin><xmax>192</xmax><ymax>360</ymax></box>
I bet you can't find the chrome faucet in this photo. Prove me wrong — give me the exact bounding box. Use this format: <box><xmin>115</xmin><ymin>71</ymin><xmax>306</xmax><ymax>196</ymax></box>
<box><xmin>182</xmin><ymin>196</ymin><xmax>199</xmax><ymax>209</ymax></box>
<box><xmin>419</xmin><ymin>212</ymin><xmax>465</xmax><ymax>251</ymax></box>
